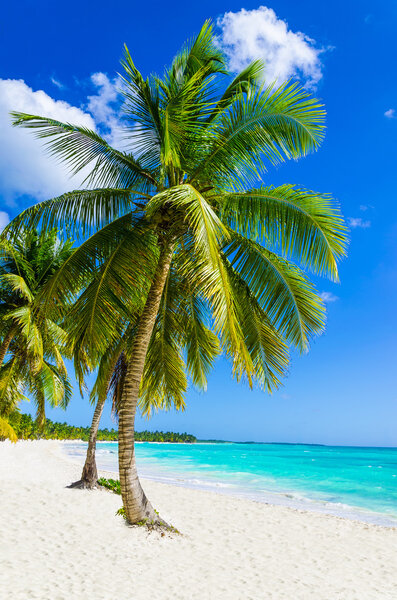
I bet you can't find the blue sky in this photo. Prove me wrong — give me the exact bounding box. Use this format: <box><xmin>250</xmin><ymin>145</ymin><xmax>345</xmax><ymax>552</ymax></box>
<box><xmin>1</xmin><ymin>1</ymin><xmax>396</xmax><ymax>445</ymax></box>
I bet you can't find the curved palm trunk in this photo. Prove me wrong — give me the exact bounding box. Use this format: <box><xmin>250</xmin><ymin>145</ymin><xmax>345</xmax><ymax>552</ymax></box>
<box><xmin>118</xmin><ymin>243</ymin><xmax>173</xmax><ymax>526</ymax></box>
<box><xmin>36</xmin><ymin>388</ymin><xmax>46</xmax><ymax>435</ymax></box>
<box><xmin>0</xmin><ymin>326</ymin><xmax>16</xmax><ymax>368</ymax></box>
<box><xmin>69</xmin><ymin>394</ymin><xmax>106</xmax><ymax>489</ymax></box>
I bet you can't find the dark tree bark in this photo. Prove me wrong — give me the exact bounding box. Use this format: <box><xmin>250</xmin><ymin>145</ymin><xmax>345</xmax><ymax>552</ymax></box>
<box><xmin>68</xmin><ymin>394</ymin><xmax>106</xmax><ymax>489</ymax></box>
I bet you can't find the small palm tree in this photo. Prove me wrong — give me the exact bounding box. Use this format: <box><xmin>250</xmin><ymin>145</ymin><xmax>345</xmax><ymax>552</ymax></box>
<box><xmin>69</xmin><ymin>329</ymin><xmax>130</xmax><ymax>488</ymax></box>
<box><xmin>7</xmin><ymin>22</ymin><xmax>347</xmax><ymax>525</ymax></box>
<box><xmin>0</xmin><ymin>229</ymin><xmax>73</xmax><ymax>436</ymax></box>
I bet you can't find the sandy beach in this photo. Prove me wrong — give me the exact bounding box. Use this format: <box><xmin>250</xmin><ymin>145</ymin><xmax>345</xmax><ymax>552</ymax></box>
<box><xmin>1</xmin><ymin>440</ymin><xmax>396</xmax><ymax>599</ymax></box>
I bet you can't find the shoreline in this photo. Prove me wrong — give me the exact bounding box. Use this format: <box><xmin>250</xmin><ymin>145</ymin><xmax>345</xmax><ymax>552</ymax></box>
<box><xmin>20</xmin><ymin>437</ymin><xmax>397</xmax><ymax>448</ymax></box>
<box><xmin>1</xmin><ymin>440</ymin><xmax>397</xmax><ymax>599</ymax></box>
<box><xmin>62</xmin><ymin>439</ymin><xmax>397</xmax><ymax>529</ymax></box>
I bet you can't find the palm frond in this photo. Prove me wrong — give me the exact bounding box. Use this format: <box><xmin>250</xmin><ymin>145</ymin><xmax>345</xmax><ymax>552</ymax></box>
<box><xmin>207</xmin><ymin>60</ymin><xmax>264</xmax><ymax>120</ymax></box>
<box><xmin>0</xmin><ymin>274</ymin><xmax>33</xmax><ymax>302</ymax></box>
<box><xmin>7</xmin><ymin>306</ymin><xmax>43</xmax><ymax>365</ymax></box>
<box><xmin>139</xmin><ymin>269</ymin><xmax>187</xmax><ymax>416</ymax></box>
<box><xmin>222</xmin><ymin>185</ymin><xmax>348</xmax><ymax>280</ymax></box>
<box><xmin>190</xmin><ymin>81</ymin><xmax>325</xmax><ymax>188</ymax></box>
<box><xmin>109</xmin><ymin>351</ymin><xmax>128</xmax><ymax>419</ymax></box>
<box><xmin>172</xmin><ymin>20</ymin><xmax>226</xmax><ymax>82</ymax></box>
<box><xmin>176</xmin><ymin>235</ymin><xmax>253</xmax><ymax>381</ymax></box>
<box><xmin>184</xmin><ymin>288</ymin><xmax>220</xmax><ymax>390</ymax></box>
<box><xmin>0</xmin><ymin>358</ymin><xmax>29</xmax><ymax>410</ymax></box>
<box><xmin>89</xmin><ymin>334</ymin><xmax>127</xmax><ymax>407</ymax></box>
<box><xmin>225</xmin><ymin>262</ymin><xmax>290</xmax><ymax>391</ymax></box>
<box><xmin>10</xmin><ymin>112</ymin><xmax>156</xmax><ymax>189</ymax></box>
<box><xmin>63</xmin><ymin>217</ymin><xmax>158</xmax><ymax>358</ymax></box>
<box><xmin>223</xmin><ymin>232</ymin><xmax>325</xmax><ymax>351</ymax></box>
<box><xmin>2</xmin><ymin>188</ymin><xmax>148</xmax><ymax>241</ymax></box>
<box><xmin>0</xmin><ymin>415</ymin><xmax>18</xmax><ymax>441</ymax></box>
<box><xmin>120</xmin><ymin>48</ymin><xmax>163</xmax><ymax>169</ymax></box>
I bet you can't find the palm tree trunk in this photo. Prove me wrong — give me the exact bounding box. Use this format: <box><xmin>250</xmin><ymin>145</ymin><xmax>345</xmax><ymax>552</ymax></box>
<box><xmin>69</xmin><ymin>394</ymin><xmax>106</xmax><ymax>489</ymax></box>
<box><xmin>36</xmin><ymin>388</ymin><xmax>46</xmax><ymax>435</ymax></box>
<box><xmin>81</xmin><ymin>394</ymin><xmax>106</xmax><ymax>484</ymax></box>
<box><xmin>0</xmin><ymin>326</ymin><xmax>16</xmax><ymax>368</ymax></box>
<box><xmin>118</xmin><ymin>242</ymin><xmax>173</xmax><ymax>526</ymax></box>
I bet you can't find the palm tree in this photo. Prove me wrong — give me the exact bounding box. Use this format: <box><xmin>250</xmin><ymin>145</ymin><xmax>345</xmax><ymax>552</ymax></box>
<box><xmin>0</xmin><ymin>229</ymin><xmax>73</xmax><ymax>435</ymax></box>
<box><xmin>69</xmin><ymin>333</ymin><xmax>127</xmax><ymax>488</ymax></box>
<box><xmin>7</xmin><ymin>22</ymin><xmax>347</xmax><ymax>526</ymax></box>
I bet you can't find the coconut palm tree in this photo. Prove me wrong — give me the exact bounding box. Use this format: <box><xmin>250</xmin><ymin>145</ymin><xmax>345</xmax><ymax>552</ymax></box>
<box><xmin>0</xmin><ymin>229</ymin><xmax>73</xmax><ymax>436</ymax></box>
<box><xmin>69</xmin><ymin>331</ymin><xmax>128</xmax><ymax>488</ymax></box>
<box><xmin>7</xmin><ymin>22</ymin><xmax>347</xmax><ymax>525</ymax></box>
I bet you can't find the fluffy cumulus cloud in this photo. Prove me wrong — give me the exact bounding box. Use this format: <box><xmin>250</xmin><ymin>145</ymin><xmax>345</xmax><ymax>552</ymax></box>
<box><xmin>87</xmin><ymin>72</ymin><xmax>122</xmax><ymax>146</ymax></box>
<box><xmin>217</xmin><ymin>6</ymin><xmax>324</xmax><ymax>88</ymax></box>
<box><xmin>0</xmin><ymin>78</ymin><xmax>96</xmax><ymax>206</ymax></box>
<box><xmin>0</xmin><ymin>76</ymin><xmax>123</xmax><ymax>207</ymax></box>
<box><xmin>348</xmin><ymin>217</ymin><xmax>371</xmax><ymax>229</ymax></box>
<box><xmin>320</xmin><ymin>291</ymin><xmax>339</xmax><ymax>303</ymax></box>
<box><xmin>384</xmin><ymin>108</ymin><xmax>395</xmax><ymax>119</ymax></box>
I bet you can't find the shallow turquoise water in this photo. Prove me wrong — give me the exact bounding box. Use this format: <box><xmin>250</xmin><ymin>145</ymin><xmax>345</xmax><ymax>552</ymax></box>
<box><xmin>66</xmin><ymin>442</ymin><xmax>397</xmax><ymax>525</ymax></box>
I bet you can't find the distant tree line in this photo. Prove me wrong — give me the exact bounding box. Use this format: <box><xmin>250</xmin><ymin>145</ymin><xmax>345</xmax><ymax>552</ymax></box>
<box><xmin>7</xmin><ymin>412</ymin><xmax>196</xmax><ymax>443</ymax></box>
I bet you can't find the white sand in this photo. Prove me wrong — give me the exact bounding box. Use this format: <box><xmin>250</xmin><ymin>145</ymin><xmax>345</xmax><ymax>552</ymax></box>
<box><xmin>1</xmin><ymin>441</ymin><xmax>396</xmax><ymax>600</ymax></box>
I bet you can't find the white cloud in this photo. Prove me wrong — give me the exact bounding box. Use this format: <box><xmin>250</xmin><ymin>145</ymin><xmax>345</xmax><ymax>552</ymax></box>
<box><xmin>384</xmin><ymin>108</ymin><xmax>395</xmax><ymax>119</ymax></box>
<box><xmin>320</xmin><ymin>291</ymin><xmax>339</xmax><ymax>303</ymax></box>
<box><xmin>217</xmin><ymin>6</ymin><xmax>325</xmax><ymax>88</ymax></box>
<box><xmin>348</xmin><ymin>217</ymin><xmax>371</xmax><ymax>229</ymax></box>
<box><xmin>86</xmin><ymin>73</ymin><xmax>129</xmax><ymax>150</ymax></box>
<box><xmin>0</xmin><ymin>211</ymin><xmax>10</xmax><ymax>231</ymax></box>
<box><xmin>50</xmin><ymin>77</ymin><xmax>64</xmax><ymax>89</ymax></box>
<box><xmin>0</xmin><ymin>76</ymin><xmax>127</xmax><ymax>207</ymax></box>
<box><xmin>87</xmin><ymin>73</ymin><xmax>118</xmax><ymax>128</ymax></box>
<box><xmin>0</xmin><ymin>78</ymin><xmax>97</xmax><ymax>206</ymax></box>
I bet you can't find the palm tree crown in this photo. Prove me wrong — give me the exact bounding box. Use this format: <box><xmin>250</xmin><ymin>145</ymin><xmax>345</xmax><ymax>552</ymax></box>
<box><xmin>6</xmin><ymin>21</ymin><xmax>348</xmax><ymax>524</ymax></box>
<box><xmin>0</xmin><ymin>229</ymin><xmax>73</xmax><ymax>437</ymax></box>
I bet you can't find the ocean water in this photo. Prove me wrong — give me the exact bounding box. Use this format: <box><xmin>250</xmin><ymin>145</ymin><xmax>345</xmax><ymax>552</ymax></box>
<box><xmin>65</xmin><ymin>441</ymin><xmax>397</xmax><ymax>526</ymax></box>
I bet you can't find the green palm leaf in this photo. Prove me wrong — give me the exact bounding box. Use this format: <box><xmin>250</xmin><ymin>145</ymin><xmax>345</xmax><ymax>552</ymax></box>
<box><xmin>223</xmin><ymin>232</ymin><xmax>325</xmax><ymax>351</ymax></box>
<box><xmin>183</xmin><ymin>288</ymin><xmax>220</xmax><ymax>390</ymax></box>
<box><xmin>0</xmin><ymin>229</ymin><xmax>74</xmax><ymax>426</ymax></box>
<box><xmin>139</xmin><ymin>269</ymin><xmax>187</xmax><ymax>416</ymax></box>
<box><xmin>190</xmin><ymin>81</ymin><xmax>325</xmax><ymax>187</ymax></box>
<box><xmin>0</xmin><ymin>415</ymin><xmax>18</xmax><ymax>441</ymax></box>
<box><xmin>207</xmin><ymin>60</ymin><xmax>265</xmax><ymax>121</ymax></box>
<box><xmin>0</xmin><ymin>274</ymin><xmax>33</xmax><ymax>302</ymax></box>
<box><xmin>63</xmin><ymin>219</ymin><xmax>158</xmax><ymax>357</ymax></box>
<box><xmin>225</xmin><ymin>262</ymin><xmax>290</xmax><ymax>391</ymax></box>
<box><xmin>10</xmin><ymin>112</ymin><xmax>156</xmax><ymax>189</ymax></box>
<box><xmin>3</xmin><ymin>188</ymin><xmax>149</xmax><ymax>241</ymax></box>
<box><xmin>222</xmin><ymin>184</ymin><xmax>347</xmax><ymax>280</ymax></box>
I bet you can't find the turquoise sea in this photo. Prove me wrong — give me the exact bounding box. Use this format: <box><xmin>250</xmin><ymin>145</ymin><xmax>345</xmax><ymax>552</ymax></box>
<box><xmin>65</xmin><ymin>441</ymin><xmax>397</xmax><ymax>526</ymax></box>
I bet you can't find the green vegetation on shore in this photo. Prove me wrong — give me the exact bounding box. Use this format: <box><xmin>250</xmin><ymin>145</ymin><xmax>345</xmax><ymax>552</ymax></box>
<box><xmin>8</xmin><ymin>413</ymin><xmax>196</xmax><ymax>443</ymax></box>
<box><xmin>98</xmin><ymin>477</ymin><xmax>121</xmax><ymax>494</ymax></box>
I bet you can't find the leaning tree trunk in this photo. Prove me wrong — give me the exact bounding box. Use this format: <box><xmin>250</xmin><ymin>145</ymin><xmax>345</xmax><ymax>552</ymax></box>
<box><xmin>68</xmin><ymin>394</ymin><xmax>106</xmax><ymax>489</ymax></box>
<box><xmin>118</xmin><ymin>242</ymin><xmax>173</xmax><ymax>526</ymax></box>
